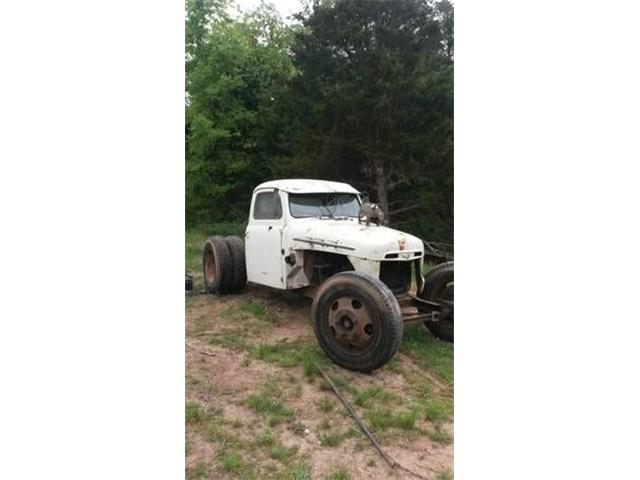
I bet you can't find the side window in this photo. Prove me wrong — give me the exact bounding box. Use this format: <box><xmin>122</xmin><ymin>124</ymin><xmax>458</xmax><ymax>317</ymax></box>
<box><xmin>253</xmin><ymin>191</ymin><xmax>282</xmax><ymax>220</ymax></box>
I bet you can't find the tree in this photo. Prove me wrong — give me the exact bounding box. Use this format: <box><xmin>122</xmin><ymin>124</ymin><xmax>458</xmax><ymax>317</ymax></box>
<box><xmin>185</xmin><ymin>0</ymin><xmax>296</xmax><ymax>224</ymax></box>
<box><xmin>286</xmin><ymin>0</ymin><xmax>453</xmax><ymax>239</ymax></box>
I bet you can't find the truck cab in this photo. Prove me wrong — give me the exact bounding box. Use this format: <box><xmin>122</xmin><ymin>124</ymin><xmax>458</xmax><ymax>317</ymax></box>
<box><xmin>245</xmin><ymin>179</ymin><xmax>424</xmax><ymax>293</ymax></box>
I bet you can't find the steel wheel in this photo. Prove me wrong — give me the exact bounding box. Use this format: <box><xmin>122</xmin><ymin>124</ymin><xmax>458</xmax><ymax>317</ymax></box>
<box><xmin>327</xmin><ymin>295</ymin><xmax>377</xmax><ymax>351</ymax></box>
<box><xmin>311</xmin><ymin>271</ymin><xmax>403</xmax><ymax>372</ymax></box>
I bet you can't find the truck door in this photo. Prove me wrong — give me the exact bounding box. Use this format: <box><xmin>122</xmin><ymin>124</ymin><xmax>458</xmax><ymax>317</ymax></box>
<box><xmin>245</xmin><ymin>189</ymin><xmax>285</xmax><ymax>289</ymax></box>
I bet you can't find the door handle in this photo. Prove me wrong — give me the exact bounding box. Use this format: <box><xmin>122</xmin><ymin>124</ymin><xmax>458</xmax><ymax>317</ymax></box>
<box><xmin>268</xmin><ymin>226</ymin><xmax>273</xmax><ymax>231</ymax></box>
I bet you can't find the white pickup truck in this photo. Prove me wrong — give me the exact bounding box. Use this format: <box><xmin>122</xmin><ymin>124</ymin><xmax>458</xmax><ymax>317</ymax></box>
<box><xmin>203</xmin><ymin>179</ymin><xmax>453</xmax><ymax>372</ymax></box>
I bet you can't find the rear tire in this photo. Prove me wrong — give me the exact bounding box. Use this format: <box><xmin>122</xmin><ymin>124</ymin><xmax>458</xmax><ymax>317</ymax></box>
<box><xmin>420</xmin><ymin>261</ymin><xmax>454</xmax><ymax>342</ymax></box>
<box><xmin>311</xmin><ymin>271</ymin><xmax>403</xmax><ymax>372</ymax></box>
<box><xmin>203</xmin><ymin>236</ymin><xmax>233</xmax><ymax>294</ymax></box>
<box><xmin>224</xmin><ymin>236</ymin><xmax>247</xmax><ymax>293</ymax></box>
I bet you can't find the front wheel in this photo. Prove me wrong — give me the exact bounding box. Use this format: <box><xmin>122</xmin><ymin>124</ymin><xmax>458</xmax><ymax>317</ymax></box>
<box><xmin>311</xmin><ymin>271</ymin><xmax>403</xmax><ymax>372</ymax></box>
<box><xmin>420</xmin><ymin>261</ymin><xmax>454</xmax><ymax>342</ymax></box>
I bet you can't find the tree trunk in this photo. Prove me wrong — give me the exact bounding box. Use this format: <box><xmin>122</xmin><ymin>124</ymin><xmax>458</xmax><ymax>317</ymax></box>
<box><xmin>373</xmin><ymin>160</ymin><xmax>390</xmax><ymax>224</ymax></box>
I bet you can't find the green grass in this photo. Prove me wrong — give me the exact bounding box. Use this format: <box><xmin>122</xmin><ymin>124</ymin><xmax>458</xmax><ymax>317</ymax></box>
<box><xmin>189</xmin><ymin>462</ymin><xmax>209</xmax><ymax>479</ymax></box>
<box><xmin>252</xmin><ymin>341</ymin><xmax>325</xmax><ymax>376</ymax></box>
<box><xmin>402</xmin><ymin>324</ymin><xmax>454</xmax><ymax>383</ymax></box>
<box><xmin>269</xmin><ymin>445</ymin><xmax>299</xmax><ymax>461</ymax></box>
<box><xmin>367</xmin><ymin>407</ymin><xmax>419</xmax><ymax>431</ymax></box>
<box><xmin>218</xmin><ymin>450</ymin><xmax>243</xmax><ymax>472</ymax></box>
<box><xmin>428</xmin><ymin>424</ymin><xmax>452</xmax><ymax>445</ymax></box>
<box><xmin>319</xmin><ymin>396</ymin><xmax>334</xmax><ymax>412</ymax></box>
<box><xmin>280</xmin><ymin>461</ymin><xmax>311</xmax><ymax>480</ymax></box>
<box><xmin>352</xmin><ymin>386</ymin><xmax>396</xmax><ymax>407</ymax></box>
<box><xmin>185</xmin><ymin>402</ymin><xmax>204</xmax><ymax>424</ymax></box>
<box><xmin>257</xmin><ymin>429</ymin><xmax>275</xmax><ymax>447</ymax></box>
<box><xmin>248</xmin><ymin>391</ymin><xmax>295</xmax><ymax>426</ymax></box>
<box><xmin>208</xmin><ymin>330</ymin><xmax>247</xmax><ymax>350</ymax></box>
<box><xmin>324</xmin><ymin>465</ymin><xmax>351</xmax><ymax>480</ymax></box>
<box><xmin>219</xmin><ymin>299</ymin><xmax>279</xmax><ymax>324</ymax></box>
<box><xmin>320</xmin><ymin>431</ymin><xmax>347</xmax><ymax>447</ymax></box>
<box><xmin>421</xmin><ymin>396</ymin><xmax>453</xmax><ymax>423</ymax></box>
<box><xmin>437</xmin><ymin>470</ymin><xmax>454</xmax><ymax>480</ymax></box>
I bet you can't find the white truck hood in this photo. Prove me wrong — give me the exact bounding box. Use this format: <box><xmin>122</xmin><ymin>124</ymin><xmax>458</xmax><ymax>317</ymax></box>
<box><xmin>286</xmin><ymin>218</ymin><xmax>423</xmax><ymax>261</ymax></box>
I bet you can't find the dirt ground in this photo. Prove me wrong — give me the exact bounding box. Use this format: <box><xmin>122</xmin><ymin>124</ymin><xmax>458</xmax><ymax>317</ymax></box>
<box><xmin>185</xmin><ymin>284</ymin><xmax>453</xmax><ymax>480</ymax></box>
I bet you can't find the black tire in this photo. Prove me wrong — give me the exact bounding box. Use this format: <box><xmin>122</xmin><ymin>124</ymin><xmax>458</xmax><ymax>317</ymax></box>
<box><xmin>420</xmin><ymin>261</ymin><xmax>454</xmax><ymax>342</ymax></box>
<box><xmin>203</xmin><ymin>236</ymin><xmax>233</xmax><ymax>294</ymax></box>
<box><xmin>311</xmin><ymin>271</ymin><xmax>403</xmax><ymax>372</ymax></box>
<box><xmin>224</xmin><ymin>236</ymin><xmax>247</xmax><ymax>293</ymax></box>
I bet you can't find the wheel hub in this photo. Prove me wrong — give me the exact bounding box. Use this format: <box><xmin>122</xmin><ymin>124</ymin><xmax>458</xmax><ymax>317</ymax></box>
<box><xmin>327</xmin><ymin>296</ymin><xmax>374</xmax><ymax>350</ymax></box>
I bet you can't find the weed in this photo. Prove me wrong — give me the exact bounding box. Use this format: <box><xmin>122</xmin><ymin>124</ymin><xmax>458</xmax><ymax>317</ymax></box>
<box><xmin>324</xmin><ymin>465</ymin><xmax>350</xmax><ymax>480</ymax></box>
<box><xmin>232</xmin><ymin>419</ymin><xmax>243</xmax><ymax>428</ymax></box>
<box><xmin>257</xmin><ymin>429</ymin><xmax>275</xmax><ymax>447</ymax></box>
<box><xmin>289</xmin><ymin>421</ymin><xmax>307</xmax><ymax>436</ymax></box>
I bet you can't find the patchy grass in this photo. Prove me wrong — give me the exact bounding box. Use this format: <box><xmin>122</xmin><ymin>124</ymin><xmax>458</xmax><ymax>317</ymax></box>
<box><xmin>257</xmin><ymin>429</ymin><xmax>275</xmax><ymax>447</ymax></box>
<box><xmin>324</xmin><ymin>465</ymin><xmax>351</xmax><ymax>480</ymax></box>
<box><xmin>367</xmin><ymin>407</ymin><xmax>419</xmax><ymax>432</ymax></box>
<box><xmin>320</xmin><ymin>430</ymin><xmax>347</xmax><ymax>447</ymax></box>
<box><xmin>252</xmin><ymin>340</ymin><xmax>326</xmax><ymax>376</ymax></box>
<box><xmin>353</xmin><ymin>386</ymin><xmax>396</xmax><ymax>407</ymax></box>
<box><xmin>185</xmin><ymin>402</ymin><xmax>204</xmax><ymax>424</ymax></box>
<box><xmin>421</xmin><ymin>396</ymin><xmax>453</xmax><ymax>423</ymax></box>
<box><xmin>188</xmin><ymin>462</ymin><xmax>209</xmax><ymax>479</ymax></box>
<box><xmin>208</xmin><ymin>330</ymin><xmax>247</xmax><ymax>350</ymax></box>
<box><xmin>319</xmin><ymin>396</ymin><xmax>334</xmax><ymax>413</ymax></box>
<box><xmin>437</xmin><ymin>470</ymin><xmax>454</xmax><ymax>480</ymax></box>
<box><xmin>218</xmin><ymin>449</ymin><xmax>244</xmax><ymax>473</ymax></box>
<box><xmin>289</xmin><ymin>420</ymin><xmax>307</xmax><ymax>436</ymax></box>
<box><xmin>281</xmin><ymin>461</ymin><xmax>312</xmax><ymax>480</ymax></box>
<box><xmin>428</xmin><ymin>424</ymin><xmax>452</xmax><ymax>445</ymax></box>
<box><xmin>269</xmin><ymin>445</ymin><xmax>299</xmax><ymax>462</ymax></box>
<box><xmin>402</xmin><ymin>324</ymin><xmax>454</xmax><ymax>383</ymax></box>
<box><xmin>247</xmin><ymin>382</ymin><xmax>296</xmax><ymax>427</ymax></box>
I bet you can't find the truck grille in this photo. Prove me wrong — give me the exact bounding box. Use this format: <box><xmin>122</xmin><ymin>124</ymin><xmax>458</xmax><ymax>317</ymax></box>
<box><xmin>379</xmin><ymin>261</ymin><xmax>412</xmax><ymax>294</ymax></box>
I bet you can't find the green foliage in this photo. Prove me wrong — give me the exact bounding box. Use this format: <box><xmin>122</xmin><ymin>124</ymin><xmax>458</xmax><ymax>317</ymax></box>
<box><xmin>185</xmin><ymin>0</ymin><xmax>453</xmax><ymax>241</ymax></box>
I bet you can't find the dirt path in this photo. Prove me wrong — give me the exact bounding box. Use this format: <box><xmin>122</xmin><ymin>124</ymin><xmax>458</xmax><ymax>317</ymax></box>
<box><xmin>185</xmin><ymin>285</ymin><xmax>453</xmax><ymax>480</ymax></box>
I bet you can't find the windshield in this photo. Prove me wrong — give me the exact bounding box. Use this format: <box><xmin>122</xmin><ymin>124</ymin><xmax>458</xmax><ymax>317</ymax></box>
<box><xmin>288</xmin><ymin>193</ymin><xmax>361</xmax><ymax>218</ymax></box>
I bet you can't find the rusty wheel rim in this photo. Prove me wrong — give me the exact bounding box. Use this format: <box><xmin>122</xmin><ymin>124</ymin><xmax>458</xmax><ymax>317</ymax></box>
<box><xmin>204</xmin><ymin>244</ymin><xmax>216</xmax><ymax>285</ymax></box>
<box><xmin>327</xmin><ymin>295</ymin><xmax>375</xmax><ymax>351</ymax></box>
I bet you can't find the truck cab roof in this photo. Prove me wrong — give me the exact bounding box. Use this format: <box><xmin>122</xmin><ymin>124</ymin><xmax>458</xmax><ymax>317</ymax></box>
<box><xmin>253</xmin><ymin>179</ymin><xmax>360</xmax><ymax>195</ymax></box>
